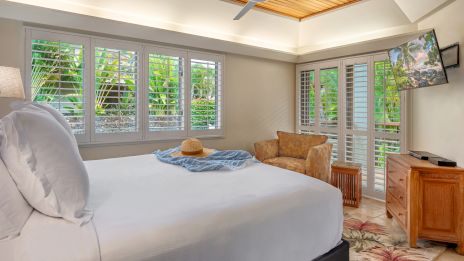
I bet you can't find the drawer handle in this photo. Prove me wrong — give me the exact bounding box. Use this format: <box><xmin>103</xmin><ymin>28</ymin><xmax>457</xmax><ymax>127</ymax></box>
<box><xmin>398</xmin><ymin>212</ymin><xmax>403</xmax><ymax>216</ymax></box>
<box><xmin>399</xmin><ymin>196</ymin><xmax>404</xmax><ymax>200</ymax></box>
<box><xmin>399</xmin><ymin>178</ymin><xmax>404</xmax><ymax>182</ymax></box>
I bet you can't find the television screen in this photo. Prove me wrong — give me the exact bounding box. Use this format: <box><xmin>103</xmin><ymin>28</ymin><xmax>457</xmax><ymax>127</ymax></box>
<box><xmin>388</xmin><ymin>30</ymin><xmax>448</xmax><ymax>91</ymax></box>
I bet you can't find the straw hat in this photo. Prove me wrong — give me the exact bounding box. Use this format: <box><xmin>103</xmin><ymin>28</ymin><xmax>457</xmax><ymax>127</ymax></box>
<box><xmin>171</xmin><ymin>138</ymin><xmax>215</xmax><ymax>157</ymax></box>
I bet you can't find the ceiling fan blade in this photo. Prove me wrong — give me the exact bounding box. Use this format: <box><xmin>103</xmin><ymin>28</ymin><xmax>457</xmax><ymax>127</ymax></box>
<box><xmin>233</xmin><ymin>1</ymin><xmax>257</xmax><ymax>20</ymax></box>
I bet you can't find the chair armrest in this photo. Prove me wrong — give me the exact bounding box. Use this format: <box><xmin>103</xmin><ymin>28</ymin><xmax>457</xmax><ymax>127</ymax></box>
<box><xmin>305</xmin><ymin>143</ymin><xmax>333</xmax><ymax>182</ymax></box>
<box><xmin>254</xmin><ymin>139</ymin><xmax>279</xmax><ymax>162</ymax></box>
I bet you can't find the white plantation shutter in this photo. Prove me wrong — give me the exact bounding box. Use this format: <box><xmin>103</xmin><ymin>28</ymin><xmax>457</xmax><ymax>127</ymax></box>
<box><xmin>297</xmin><ymin>54</ymin><xmax>404</xmax><ymax>200</ymax></box>
<box><xmin>27</xmin><ymin>30</ymin><xmax>91</xmax><ymax>143</ymax></box>
<box><xmin>93</xmin><ymin>40</ymin><xmax>142</xmax><ymax>142</ymax></box>
<box><xmin>299</xmin><ymin>70</ymin><xmax>316</xmax><ymax>127</ymax></box>
<box><xmin>344</xmin><ymin>61</ymin><xmax>369</xmax><ymax>186</ymax></box>
<box><xmin>189</xmin><ymin>52</ymin><xmax>224</xmax><ymax>136</ymax></box>
<box><xmin>319</xmin><ymin>67</ymin><xmax>338</xmax><ymax>129</ymax></box>
<box><xmin>296</xmin><ymin>63</ymin><xmax>339</xmax><ymax>163</ymax></box>
<box><xmin>26</xmin><ymin>29</ymin><xmax>225</xmax><ymax>145</ymax></box>
<box><xmin>319</xmin><ymin>66</ymin><xmax>339</xmax><ymax>161</ymax></box>
<box><xmin>373</xmin><ymin>59</ymin><xmax>401</xmax><ymax>193</ymax></box>
<box><xmin>146</xmin><ymin>47</ymin><xmax>187</xmax><ymax>139</ymax></box>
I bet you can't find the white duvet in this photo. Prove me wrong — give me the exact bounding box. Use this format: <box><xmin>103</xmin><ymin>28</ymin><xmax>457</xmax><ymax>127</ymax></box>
<box><xmin>0</xmin><ymin>155</ymin><xmax>343</xmax><ymax>261</ymax></box>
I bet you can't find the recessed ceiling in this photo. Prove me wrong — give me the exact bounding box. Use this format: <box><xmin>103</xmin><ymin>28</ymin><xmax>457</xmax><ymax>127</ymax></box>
<box><xmin>231</xmin><ymin>0</ymin><xmax>360</xmax><ymax>20</ymax></box>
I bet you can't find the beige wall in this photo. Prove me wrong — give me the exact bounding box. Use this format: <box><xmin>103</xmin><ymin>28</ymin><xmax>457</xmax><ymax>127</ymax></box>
<box><xmin>0</xmin><ymin>18</ymin><xmax>24</xmax><ymax>116</ymax></box>
<box><xmin>411</xmin><ymin>0</ymin><xmax>464</xmax><ymax>166</ymax></box>
<box><xmin>0</xmin><ymin>18</ymin><xmax>295</xmax><ymax>160</ymax></box>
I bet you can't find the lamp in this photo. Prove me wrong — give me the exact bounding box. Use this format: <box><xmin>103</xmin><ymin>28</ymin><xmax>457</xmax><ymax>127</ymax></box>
<box><xmin>0</xmin><ymin>66</ymin><xmax>25</xmax><ymax>99</ymax></box>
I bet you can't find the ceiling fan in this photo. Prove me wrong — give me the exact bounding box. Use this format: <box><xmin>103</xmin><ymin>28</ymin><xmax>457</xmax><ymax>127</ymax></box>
<box><xmin>233</xmin><ymin>0</ymin><xmax>266</xmax><ymax>20</ymax></box>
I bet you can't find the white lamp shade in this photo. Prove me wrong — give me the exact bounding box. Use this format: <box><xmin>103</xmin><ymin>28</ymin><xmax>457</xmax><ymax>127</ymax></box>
<box><xmin>0</xmin><ymin>66</ymin><xmax>25</xmax><ymax>99</ymax></box>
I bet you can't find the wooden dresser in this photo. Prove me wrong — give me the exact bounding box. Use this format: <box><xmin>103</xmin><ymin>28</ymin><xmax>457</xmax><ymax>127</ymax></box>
<box><xmin>386</xmin><ymin>154</ymin><xmax>464</xmax><ymax>254</ymax></box>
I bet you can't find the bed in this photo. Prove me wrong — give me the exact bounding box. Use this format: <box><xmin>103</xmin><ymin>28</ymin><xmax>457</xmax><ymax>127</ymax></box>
<box><xmin>0</xmin><ymin>154</ymin><xmax>344</xmax><ymax>261</ymax></box>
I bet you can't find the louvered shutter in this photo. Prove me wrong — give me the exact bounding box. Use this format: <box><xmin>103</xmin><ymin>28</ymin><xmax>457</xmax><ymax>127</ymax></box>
<box><xmin>319</xmin><ymin>66</ymin><xmax>339</xmax><ymax>161</ymax></box>
<box><xmin>319</xmin><ymin>67</ymin><xmax>338</xmax><ymax>128</ymax></box>
<box><xmin>94</xmin><ymin>42</ymin><xmax>140</xmax><ymax>141</ymax></box>
<box><xmin>189</xmin><ymin>52</ymin><xmax>224</xmax><ymax>136</ymax></box>
<box><xmin>28</xmin><ymin>30</ymin><xmax>91</xmax><ymax>143</ymax></box>
<box><xmin>146</xmin><ymin>47</ymin><xmax>187</xmax><ymax>139</ymax></box>
<box><xmin>373</xmin><ymin>59</ymin><xmax>401</xmax><ymax>192</ymax></box>
<box><xmin>345</xmin><ymin>62</ymin><xmax>369</xmax><ymax>186</ymax></box>
<box><xmin>299</xmin><ymin>70</ymin><xmax>316</xmax><ymax>127</ymax></box>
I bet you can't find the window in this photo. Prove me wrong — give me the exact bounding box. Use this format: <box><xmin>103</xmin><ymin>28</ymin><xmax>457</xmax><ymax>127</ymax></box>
<box><xmin>299</xmin><ymin>70</ymin><xmax>315</xmax><ymax>127</ymax></box>
<box><xmin>373</xmin><ymin>58</ymin><xmax>401</xmax><ymax>193</ymax></box>
<box><xmin>297</xmin><ymin>54</ymin><xmax>405</xmax><ymax>200</ymax></box>
<box><xmin>297</xmin><ymin>61</ymin><xmax>339</xmax><ymax>161</ymax></box>
<box><xmin>189</xmin><ymin>53</ymin><xmax>224</xmax><ymax>137</ymax></box>
<box><xmin>94</xmin><ymin>46</ymin><xmax>139</xmax><ymax>135</ymax></box>
<box><xmin>26</xmin><ymin>28</ymin><xmax>224</xmax><ymax>145</ymax></box>
<box><xmin>27</xmin><ymin>30</ymin><xmax>90</xmax><ymax>143</ymax></box>
<box><xmin>146</xmin><ymin>47</ymin><xmax>187</xmax><ymax>139</ymax></box>
<box><xmin>31</xmin><ymin>40</ymin><xmax>85</xmax><ymax>133</ymax></box>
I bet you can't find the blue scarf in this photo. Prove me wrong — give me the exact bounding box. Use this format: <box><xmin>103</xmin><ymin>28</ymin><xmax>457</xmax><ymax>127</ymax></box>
<box><xmin>154</xmin><ymin>147</ymin><xmax>255</xmax><ymax>172</ymax></box>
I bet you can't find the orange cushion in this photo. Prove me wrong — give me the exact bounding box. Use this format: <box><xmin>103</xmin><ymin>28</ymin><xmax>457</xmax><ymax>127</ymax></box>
<box><xmin>263</xmin><ymin>157</ymin><xmax>306</xmax><ymax>174</ymax></box>
<box><xmin>277</xmin><ymin>131</ymin><xmax>327</xmax><ymax>159</ymax></box>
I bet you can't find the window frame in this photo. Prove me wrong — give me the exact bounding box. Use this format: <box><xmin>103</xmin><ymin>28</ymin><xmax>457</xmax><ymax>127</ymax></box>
<box><xmin>25</xmin><ymin>27</ymin><xmax>225</xmax><ymax>145</ymax></box>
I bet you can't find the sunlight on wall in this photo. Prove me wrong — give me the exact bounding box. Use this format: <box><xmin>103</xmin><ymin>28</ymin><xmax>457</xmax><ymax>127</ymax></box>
<box><xmin>6</xmin><ymin>0</ymin><xmax>299</xmax><ymax>53</ymax></box>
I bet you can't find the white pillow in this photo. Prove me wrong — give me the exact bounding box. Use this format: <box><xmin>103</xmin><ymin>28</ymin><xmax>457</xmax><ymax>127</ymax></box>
<box><xmin>10</xmin><ymin>101</ymin><xmax>77</xmax><ymax>146</ymax></box>
<box><xmin>0</xmin><ymin>154</ymin><xmax>33</xmax><ymax>240</ymax></box>
<box><xmin>0</xmin><ymin>105</ymin><xmax>92</xmax><ymax>225</ymax></box>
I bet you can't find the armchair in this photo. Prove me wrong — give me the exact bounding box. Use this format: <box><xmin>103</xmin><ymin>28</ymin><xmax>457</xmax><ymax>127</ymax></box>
<box><xmin>254</xmin><ymin>131</ymin><xmax>333</xmax><ymax>182</ymax></box>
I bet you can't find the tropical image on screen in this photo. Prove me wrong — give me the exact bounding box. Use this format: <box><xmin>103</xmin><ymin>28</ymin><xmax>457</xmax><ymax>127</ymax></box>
<box><xmin>388</xmin><ymin>30</ymin><xmax>447</xmax><ymax>90</ymax></box>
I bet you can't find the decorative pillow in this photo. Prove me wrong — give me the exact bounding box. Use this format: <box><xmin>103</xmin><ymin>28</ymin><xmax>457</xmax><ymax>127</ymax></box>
<box><xmin>10</xmin><ymin>101</ymin><xmax>76</xmax><ymax>145</ymax></box>
<box><xmin>0</xmin><ymin>151</ymin><xmax>33</xmax><ymax>240</ymax></box>
<box><xmin>277</xmin><ymin>131</ymin><xmax>328</xmax><ymax>159</ymax></box>
<box><xmin>0</xmin><ymin>105</ymin><xmax>92</xmax><ymax>225</ymax></box>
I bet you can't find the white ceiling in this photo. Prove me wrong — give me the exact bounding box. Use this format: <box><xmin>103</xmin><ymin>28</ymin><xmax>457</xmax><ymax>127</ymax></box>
<box><xmin>393</xmin><ymin>0</ymin><xmax>450</xmax><ymax>23</ymax></box>
<box><xmin>1</xmin><ymin>0</ymin><xmax>454</xmax><ymax>57</ymax></box>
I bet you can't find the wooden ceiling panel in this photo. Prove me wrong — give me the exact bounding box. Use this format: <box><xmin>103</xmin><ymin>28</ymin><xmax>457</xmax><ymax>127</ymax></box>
<box><xmin>232</xmin><ymin>0</ymin><xmax>360</xmax><ymax>20</ymax></box>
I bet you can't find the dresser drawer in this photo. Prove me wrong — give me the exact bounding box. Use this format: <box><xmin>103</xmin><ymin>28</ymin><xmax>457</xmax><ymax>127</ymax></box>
<box><xmin>387</xmin><ymin>179</ymin><xmax>407</xmax><ymax>208</ymax></box>
<box><xmin>387</xmin><ymin>159</ymin><xmax>408</xmax><ymax>189</ymax></box>
<box><xmin>387</xmin><ymin>192</ymin><xmax>407</xmax><ymax>229</ymax></box>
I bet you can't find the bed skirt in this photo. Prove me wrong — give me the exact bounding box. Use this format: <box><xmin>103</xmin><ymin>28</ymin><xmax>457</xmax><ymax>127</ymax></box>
<box><xmin>313</xmin><ymin>239</ymin><xmax>349</xmax><ymax>261</ymax></box>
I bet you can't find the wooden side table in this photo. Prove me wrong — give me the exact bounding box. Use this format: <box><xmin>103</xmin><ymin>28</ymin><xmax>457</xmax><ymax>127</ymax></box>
<box><xmin>331</xmin><ymin>161</ymin><xmax>362</xmax><ymax>208</ymax></box>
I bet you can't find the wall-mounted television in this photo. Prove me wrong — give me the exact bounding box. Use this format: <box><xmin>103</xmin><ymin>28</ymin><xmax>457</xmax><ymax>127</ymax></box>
<box><xmin>388</xmin><ymin>30</ymin><xmax>448</xmax><ymax>91</ymax></box>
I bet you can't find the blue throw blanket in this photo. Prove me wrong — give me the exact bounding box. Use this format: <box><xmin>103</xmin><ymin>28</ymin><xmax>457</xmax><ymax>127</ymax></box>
<box><xmin>154</xmin><ymin>147</ymin><xmax>254</xmax><ymax>172</ymax></box>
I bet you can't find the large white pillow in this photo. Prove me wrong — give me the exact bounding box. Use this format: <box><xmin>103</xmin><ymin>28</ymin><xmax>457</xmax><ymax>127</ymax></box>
<box><xmin>0</xmin><ymin>154</ymin><xmax>33</xmax><ymax>240</ymax></box>
<box><xmin>0</xmin><ymin>105</ymin><xmax>92</xmax><ymax>225</ymax></box>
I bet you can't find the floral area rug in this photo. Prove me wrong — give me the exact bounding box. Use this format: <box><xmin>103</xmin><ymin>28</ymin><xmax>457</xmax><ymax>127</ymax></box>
<box><xmin>343</xmin><ymin>212</ymin><xmax>447</xmax><ymax>261</ymax></box>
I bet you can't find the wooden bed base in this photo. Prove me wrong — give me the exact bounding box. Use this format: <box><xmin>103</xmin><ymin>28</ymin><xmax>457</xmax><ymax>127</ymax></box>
<box><xmin>313</xmin><ymin>239</ymin><xmax>349</xmax><ymax>261</ymax></box>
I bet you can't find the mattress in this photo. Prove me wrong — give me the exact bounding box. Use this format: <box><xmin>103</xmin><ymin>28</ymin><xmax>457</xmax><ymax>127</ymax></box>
<box><xmin>0</xmin><ymin>154</ymin><xmax>343</xmax><ymax>261</ymax></box>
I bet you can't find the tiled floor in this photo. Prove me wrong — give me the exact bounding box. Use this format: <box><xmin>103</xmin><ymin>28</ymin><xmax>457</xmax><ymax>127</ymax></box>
<box><xmin>344</xmin><ymin>197</ymin><xmax>464</xmax><ymax>261</ymax></box>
